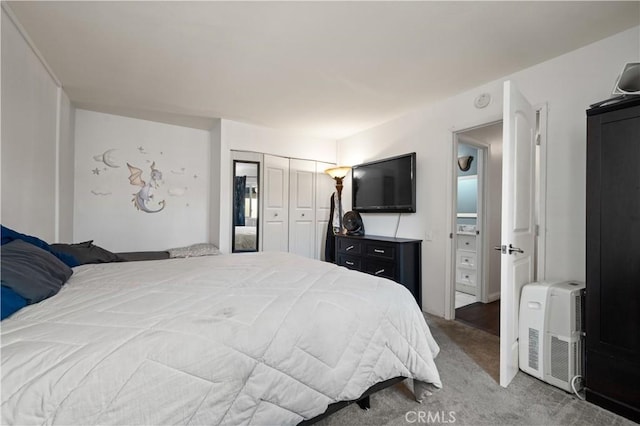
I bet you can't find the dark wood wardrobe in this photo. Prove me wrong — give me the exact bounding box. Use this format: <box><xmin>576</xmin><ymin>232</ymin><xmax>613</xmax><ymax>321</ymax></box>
<box><xmin>586</xmin><ymin>96</ymin><xmax>640</xmax><ymax>422</ymax></box>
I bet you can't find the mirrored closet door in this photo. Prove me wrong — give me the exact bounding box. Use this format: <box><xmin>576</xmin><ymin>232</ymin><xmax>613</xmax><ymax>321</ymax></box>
<box><xmin>232</xmin><ymin>160</ymin><xmax>260</xmax><ymax>252</ymax></box>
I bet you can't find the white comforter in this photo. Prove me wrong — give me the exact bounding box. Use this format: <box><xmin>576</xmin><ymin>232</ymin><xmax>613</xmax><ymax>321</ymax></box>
<box><xmin>1</xmin><ymin>252</ymin><xmax>441</xmax><ymax>425</ymax></box>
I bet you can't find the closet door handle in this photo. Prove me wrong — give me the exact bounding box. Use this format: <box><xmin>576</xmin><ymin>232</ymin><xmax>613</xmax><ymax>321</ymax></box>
<box><xmin>346</xmin><ymin>245</ymin><xmax>355</xmax><ymax>251</ymax></box>
<box><xmin>374</xmin><ymin>269</ymin><xmax>385</xmax><ymax>276</ymax></box>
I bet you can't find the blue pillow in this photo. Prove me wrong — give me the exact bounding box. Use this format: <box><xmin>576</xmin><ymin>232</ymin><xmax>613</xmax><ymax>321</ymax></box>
<box><xmin>1</xmin><ymin>240</ymin><xmax>73</xmax><ymax>304</ymax></box>
<box><xmin>0</xmin><ymin>225</ymin><xmax>79</xmax><ymax>267</ymax></box>
<box><xmin>1</xmin><ymin>286</ymin><xmax>27</xmax><ymax>320</ymax></box>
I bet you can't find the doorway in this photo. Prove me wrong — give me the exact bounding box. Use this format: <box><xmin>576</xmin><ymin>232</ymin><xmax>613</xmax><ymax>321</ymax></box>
<box><xmin>453</xmin><ymin>122</ymin><xmax>503</xmax><ymax>336</ymax></box>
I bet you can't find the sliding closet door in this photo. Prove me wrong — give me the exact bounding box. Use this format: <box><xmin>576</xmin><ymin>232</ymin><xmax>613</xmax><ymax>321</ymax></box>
<box><xmin>262</xmin><ymin>155</ymin><xmax>289</xmax><ymax>252</ymax></box>
<box><xmin>315</xmin><ymin>161</ymin><xmax>335</xmax><ymax>260</ymax></box>
<box><xmin>289</xmin><ymin>159</ymin><xmax>316</xmax><ymax>258</ymax></box>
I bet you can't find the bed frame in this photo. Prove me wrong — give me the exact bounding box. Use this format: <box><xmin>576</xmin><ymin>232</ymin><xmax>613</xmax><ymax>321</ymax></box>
<box><xmin>299</xmin><ymin>376</ymin><xmax>407</xmax><ymax>425</ymax></box>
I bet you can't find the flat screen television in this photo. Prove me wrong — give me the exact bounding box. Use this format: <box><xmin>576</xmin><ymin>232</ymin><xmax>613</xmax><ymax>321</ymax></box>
<box><xmin>351</xmin><ymin>152</ymin><xmax>416</xmax><ymax>213</ymax></box>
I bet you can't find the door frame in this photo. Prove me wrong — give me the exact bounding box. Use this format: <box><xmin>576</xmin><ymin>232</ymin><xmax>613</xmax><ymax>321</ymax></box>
<box><xmin>453</xmin><ymin>137</ymin><xmax>489</xmax><ymax>305</ymax></box>
<box><xmin>444</xmin><ymin>105</ymin><xmax>548</xmax><ymax>321</ymax></box>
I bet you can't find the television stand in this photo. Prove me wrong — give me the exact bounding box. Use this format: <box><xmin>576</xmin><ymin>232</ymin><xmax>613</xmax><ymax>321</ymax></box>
<box><xmin>335</xmin><ymin>234</ymin><xmax>422</xmax><ymax>308</ymax></box>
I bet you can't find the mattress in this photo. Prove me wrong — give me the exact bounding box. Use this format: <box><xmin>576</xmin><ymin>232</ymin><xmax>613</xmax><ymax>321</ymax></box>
<box><xmin>1</xmin><ymin>251</ymin><xmax>441</xmax><ymax>425</ymax></box>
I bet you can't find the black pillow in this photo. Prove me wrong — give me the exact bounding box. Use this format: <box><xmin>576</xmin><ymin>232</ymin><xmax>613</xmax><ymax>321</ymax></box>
<box><xmin>50</xmin><ymin>241</ymin><xmax>122</xmax><ymax>265</ymax></box>
<box><xmin>0</xmin><ymin>239</ymin><xmax>73</xmax><ymax>304</ymax></box>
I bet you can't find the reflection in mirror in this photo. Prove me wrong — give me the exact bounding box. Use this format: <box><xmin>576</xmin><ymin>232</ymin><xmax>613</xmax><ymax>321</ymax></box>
<box><xmin>232</xmin><ymin>161</ymin><xmax>259</xmax><ymax>252</ymax></box>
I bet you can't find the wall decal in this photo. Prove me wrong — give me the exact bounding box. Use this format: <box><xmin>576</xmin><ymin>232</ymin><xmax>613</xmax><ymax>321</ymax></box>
<box><xmin>171</xmin><ymin>168</ymin><xmax>186</xmax><ymax>175</ymax></box>
<box><xmin>137</xmin><ymin>146</ymin><xmax>148</xmax><ymax>154</ymax></box>
<box><xmin>168</xmin><ymin>187</ymin><xmax>188</xmax><ymax>196</ymax></box>
<box><xmin>92</xmin><ymin>168</ymin><xmax>101</xmax><ymax>175</ymax></box>
<box><xmin>93</xmin><ymin>149</ymin><xmax>120</xmax><ymax>168</ymax></box>
<box><xmin>91</xmin><ymin>189</ymin><xmax>112</xmax><ymax>196</ymax></box>
<box><xmin>127</xmin><ymin>161</ymin><xmax>166</xmax><ymax>213</ymax></box>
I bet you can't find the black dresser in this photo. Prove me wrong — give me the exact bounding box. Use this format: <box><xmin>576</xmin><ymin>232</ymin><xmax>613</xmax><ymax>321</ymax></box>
<box><xmin>586</xmin><ymin>96</ymin><xmax>640</xmax><ymax>422</ymax></box>
<box><xmin>335</xmin><ymin>234</ymin><xmax>422</xmax><ymax>308</ymax></box>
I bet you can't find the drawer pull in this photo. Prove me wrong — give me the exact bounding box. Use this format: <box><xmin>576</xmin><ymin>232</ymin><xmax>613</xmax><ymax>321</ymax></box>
<box><xmin>375</xmin><ymin>269</ymin><xmax>385</xmax><ymax>275</ymax></box>
<box><xmin>346</xmin><ymin>260</ymin><xmax>354</xmax><ymax>266</ymax></box>
<box><xmin>465</xmin><ymin>242</ymin><xmax>470</xmax><ymax>246</ymax></box>
<box><xmin>346</xmin><ymin>245</ymin><xmax>355</xmax><ymax>251</ymax></box>
<box><xmin>464</xmin><ymin>275</ymin><xmax>470</xmax><ymax>279</ymax></box>
<box><xmin>374</xmin><ymin>249</ymin><xmax>385</xmax><ymax>254</ymax></box>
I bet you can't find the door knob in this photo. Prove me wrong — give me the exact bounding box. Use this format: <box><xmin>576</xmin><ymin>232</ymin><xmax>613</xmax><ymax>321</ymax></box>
<box><xmin>508</xmin><ymin>244</ymin><xmax>524</xmax><ymax>254</ymax></box>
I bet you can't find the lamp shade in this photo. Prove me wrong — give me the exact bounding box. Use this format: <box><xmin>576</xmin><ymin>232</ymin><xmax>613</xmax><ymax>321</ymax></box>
<box><xmin>325</xmin><ymin>166</ymin><xmax>351</xmax><ymax>179</ymax></box>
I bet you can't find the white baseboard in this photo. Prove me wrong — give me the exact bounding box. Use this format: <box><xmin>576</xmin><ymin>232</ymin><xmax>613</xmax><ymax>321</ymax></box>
<box><xmin>487</xmin><ymin>291</ymin><xmax>501</xmax><ymax>302</ymax></box>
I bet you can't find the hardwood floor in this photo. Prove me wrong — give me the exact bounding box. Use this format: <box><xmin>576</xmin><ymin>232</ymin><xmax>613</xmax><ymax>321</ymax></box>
<box><xmin>455</xmin><ymin>300</ymin><xmax>500</xmax><ymax>336</ymax></box>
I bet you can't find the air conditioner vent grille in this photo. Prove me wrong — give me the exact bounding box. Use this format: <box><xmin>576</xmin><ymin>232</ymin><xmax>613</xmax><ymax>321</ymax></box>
<box><xmin>551</xmin><ymin>336</ymin><xmax>569</xmax><ymax>383</ymax></box>
<box><xmin>528</xmin><ymin>328</ymin><xmax>539</xmax><ymax>370</ymax></box>
<box><xmin>575</xmin><ymin>295</ymin><xmax>582</xmax><ymax>332</ymax></box>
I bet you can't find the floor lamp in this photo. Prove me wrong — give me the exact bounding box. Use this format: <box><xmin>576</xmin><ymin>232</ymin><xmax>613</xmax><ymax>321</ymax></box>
<box><xmin>324</xmin><ymin>166</ymin><xmax>351</xmax><ymax>234</ymax></box>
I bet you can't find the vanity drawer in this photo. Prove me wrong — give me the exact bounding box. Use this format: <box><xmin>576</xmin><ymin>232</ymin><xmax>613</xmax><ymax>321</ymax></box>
<box><xmin>365</xmin><ymin>242</ymin><xmax>396</xmax><ymax>260</ymax></box>
<box><xmin>364</xmin><ymin>260</ymin><xmax>396</xmax><ymax>280</ymax></box>
<box><xmin>457</xmin><ymin>234</ymin><xmax>476</xmax><ymax>251</ymax></box>
<box><xmin>456</xmin><ymin>268</ymin><xmax>477</xmax><ymax>286</ymax></box>
<box><xmin>337</xmin><ymin>238</ymin><xmax>362</xmax><ymax>255</ymax></box>
<box><xmin>456</xmin><ymin>250</ymin><xmax>476</xmax><ymax>268</ymax></box>
<box><xmin>337</xmin><ymin>254</ymin><xmax>362</xmax><ymax>271</ymax></box>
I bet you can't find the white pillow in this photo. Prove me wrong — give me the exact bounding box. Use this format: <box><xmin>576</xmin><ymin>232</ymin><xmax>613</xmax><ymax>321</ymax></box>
<box><xmin>168</xmin><ymin>243</ymin><xmax>220</xmax><ymax>258</ymax></box>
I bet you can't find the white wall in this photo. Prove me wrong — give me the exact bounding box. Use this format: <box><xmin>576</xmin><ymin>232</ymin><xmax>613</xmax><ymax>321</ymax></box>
<box><xmin>1</xmin><ymin>6</ymin><xmax>73</xmax><ymax>242</ymax></box>
<box><xmin>209</xmin><ymin>119</ymin><xmax>222</xmax><ymax>250</ymax></box>
<box><xmin>338</xmin><ymin>26</ymin><xmax>640</xmax><ymax>316</ymax></box>
<box><xmin>73</xmin><ymin>110</ymin><xmax>211</xmax><ymax>252</ymax></box>
<box><xmin>58</xmin><ymin>91</ymin><xmax>75</xmax><ymax>242</ymax></box>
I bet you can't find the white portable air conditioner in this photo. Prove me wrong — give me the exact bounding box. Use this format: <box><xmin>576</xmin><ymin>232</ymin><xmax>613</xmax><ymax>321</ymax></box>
<box><xmin>519</xmin><ymin>281</ymin><xmax>585</xmax><ymax>392</ymax></box>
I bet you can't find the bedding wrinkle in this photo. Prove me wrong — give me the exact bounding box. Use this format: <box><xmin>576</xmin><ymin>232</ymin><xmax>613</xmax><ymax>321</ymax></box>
<box><xmin>384</xmin><ymin>313</ymin><xmax>442</xmax><ymax>381</ymax></box>
<box><xmin>337</xmin><ymin>294</ymin><xmax>394</xmax><ymax>395</ymax></box>
<box><xmin>219</xmin><ymin>267</ymin><xmax>325</xmax><ymax>424</ymax></box>
<box><xmin>46</xmin><ymin>328</ymin><xmax>149</xmax><ymax>426</ymax></box>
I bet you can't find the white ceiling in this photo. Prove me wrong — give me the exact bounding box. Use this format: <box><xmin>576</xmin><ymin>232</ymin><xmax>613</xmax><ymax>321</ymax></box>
<box><xmin>7</xmin><ymin>1</ymin><xmax>639</xmax><ymax>139</ymax></box>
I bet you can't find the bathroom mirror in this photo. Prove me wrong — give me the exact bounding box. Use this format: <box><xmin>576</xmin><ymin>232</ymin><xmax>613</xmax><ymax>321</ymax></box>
<box><xmin>232</xmin><ymin>161</ymin><xmax>259</xmax><ymax>253</ymax></box>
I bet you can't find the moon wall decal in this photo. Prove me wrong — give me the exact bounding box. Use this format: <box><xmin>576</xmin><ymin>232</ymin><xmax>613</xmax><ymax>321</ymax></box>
<box><xmin>101</xmin><ymin>149</ymin><xmax>120</xmax><ymax>168</ymax></box>
<box><xmin>93</xmin><ymin>149</ymin><xmax>120</xmax><ymax>168</ymax></box>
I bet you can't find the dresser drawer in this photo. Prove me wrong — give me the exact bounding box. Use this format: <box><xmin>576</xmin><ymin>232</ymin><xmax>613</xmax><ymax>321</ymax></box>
<box><xmin>337</xmin><ymin>254</ymin><xmax>362</xmax><ymax>270</ymax></box>
<box><xmin>457</xmin><ymin>234</ymin><xmax>476</xmax><ymax>251</ymax></box>
<box><xmin>456</xmin><ymin>250</ymin><xmax>476</xmax><ymax>268</ymax></box>
<box><xmin>337</xmin><ymin>238</ymin><xmax>362</xmax><ymax>255</ymax></box>
<box><xmin>364</xmin><ymin>260</ymin><xmax>396</xmax><ymax>280</ymax></box>
<box><xmin>365</xmin><ymin>242</ymin><xmax>396</xmax><ymax>260</ymax></box>
<box><xmin>456</xmin><ymin>268</ymin><xmax>477</xmax><ymax>286</ymax></box>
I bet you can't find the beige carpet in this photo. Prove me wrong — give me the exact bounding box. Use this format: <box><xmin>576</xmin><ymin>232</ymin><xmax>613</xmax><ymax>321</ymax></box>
<box><xmin>428</xmin><ymin>314</ymin><xmax>500</xmax><ymax>383</ymax></box>
<box><xmin>314</xmin><ymin>314</ymin><xmax>635</xmax><ymax>426</ymax></box>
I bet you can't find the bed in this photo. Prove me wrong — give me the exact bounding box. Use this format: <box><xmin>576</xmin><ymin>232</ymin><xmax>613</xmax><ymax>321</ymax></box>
<box><xmin>1</xmin><ymin>251</ymin><xmax>442</xmax><ymax>425</ymax></box>
<box><xmin>234</xmin><ymin>226</ymin><xmax>257</xmax><ymax>250</ymax></box>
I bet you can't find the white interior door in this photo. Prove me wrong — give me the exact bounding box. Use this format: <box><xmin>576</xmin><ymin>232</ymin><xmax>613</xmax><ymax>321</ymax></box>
<box><xmin>499</xmin><ymin>81</ymin><xmax>537</xmax><ymax>387</ymax></box>
<box><xmin>315</xmin><ymin>161</ymin><xmax>335</xmax><ymax>260</ymax></box>
<box><xmin>263</xmin><ymin>155</ymin><xmax>289</xmax><ymax>252</ymax></box>
<box><xmin>289</xmin><ymin>159</ymin><xmax>315</xmax><ymax>258</ymax></box>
